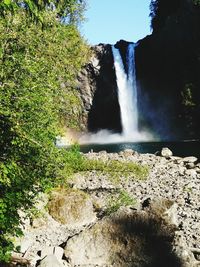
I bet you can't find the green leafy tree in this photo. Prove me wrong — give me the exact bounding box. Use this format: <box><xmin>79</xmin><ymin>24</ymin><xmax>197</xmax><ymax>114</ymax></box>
<box><xmin>0</xmin><ymin>2</ymin><xmax>89</xmax><ymax>262</ymax></box>
<box><xmin>0</xmin><ymin>0</ymin><xmax>87</xmax><ymax>24</ymax></box>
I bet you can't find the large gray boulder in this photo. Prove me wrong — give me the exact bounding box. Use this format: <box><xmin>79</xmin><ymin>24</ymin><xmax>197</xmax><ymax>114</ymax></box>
<box><xmin>38</xmin><ymin>255</ymin><xmax>63</xmax><ymax>267</ymax></box>
<box><xmin>48</xmin><ymin>188</ymin><xmax>97</xmax><ymax>227</ymax></box>
<box><xmin>64</xmin><ymin>203</ymin><xmax>179</xmax><ymax>267</ymax></box>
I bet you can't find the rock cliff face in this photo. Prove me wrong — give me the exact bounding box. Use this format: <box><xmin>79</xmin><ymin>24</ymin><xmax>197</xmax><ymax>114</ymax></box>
<box><xmin>77</xmin><ymin>44</ymin><xmax>122</xmax><ymax>133</ymax></box>
<box><xmin>136</xmin><ymin>0</ymin><xmax>200</xmax><ymax>140</ymax></box>
<box><xmin>78</xmin><ymin>0</ymin><xmax>200</xmax><ymax>140</ymax></box>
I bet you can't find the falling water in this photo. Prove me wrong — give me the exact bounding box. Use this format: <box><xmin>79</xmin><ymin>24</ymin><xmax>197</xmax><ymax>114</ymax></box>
<box><xmin>127</xmin><ymin>43</ymin><xmax>138</xmax><ymax>131</ymax></box>
<box><xmin>112</xmin><ymin>44</ymin><xmax>139</xmax><ymax>139</ymax></box>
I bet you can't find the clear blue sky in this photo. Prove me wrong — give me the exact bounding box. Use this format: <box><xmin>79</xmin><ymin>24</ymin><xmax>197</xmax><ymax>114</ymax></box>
<box><xmin>81</xmin><ymin>0</ymin><xmax>152</xmax><ymax>45</ymax></box>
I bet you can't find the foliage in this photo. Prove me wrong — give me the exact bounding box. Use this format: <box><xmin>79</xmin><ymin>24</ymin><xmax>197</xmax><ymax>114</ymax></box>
<box><xmin>52</xmin><ymin>147</ymin><xmax>149</xmax><ymax>190</ymax></box>
<box><xmin>150</xmin><ymin>0</ymin><xmax>200</xmax><ymax>32</ymax></box>
<box><xmin>193</xmin><ymin>0</ymin><xmax>200</xmax><ymax>6</ymax></box>
<box><xmin>81</xmin><ymin>158</ymin><xmax>149</xmax><ymax>182</ymax></box>
<box><xmin>149</xmin><ymin>0</ymin><xmax>182</xmax><ymax>32</ymax></box>
<box><xmin>0</xmin><ymin>0</ymin><xmax>87</xmax><ymax>25</ymax></box>
<box><xmin>181</xmin><ymin>85</ymin><xmax>195</xmax><ymax>107</ymax></box>
<box><xmin>0</xmin><ymin>3</ymin><xmax>89</xmax><ymax>262</ymax></box>
<box><xmin>105</xmin><ymin>189</ymin><xmax>136</xmax><ymax>215</ymax></box>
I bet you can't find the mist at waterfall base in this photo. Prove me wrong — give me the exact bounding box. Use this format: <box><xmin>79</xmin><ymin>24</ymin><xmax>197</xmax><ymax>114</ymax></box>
<box><xmin>80</xmin><ymin>43</ymin><xmax>155</xmax><ymax>145</ymax></box>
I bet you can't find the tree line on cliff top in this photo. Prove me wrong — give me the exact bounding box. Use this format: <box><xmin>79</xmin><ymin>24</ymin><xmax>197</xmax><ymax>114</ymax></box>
<box><xmin>150</xmin><ymin>0</ymin><xmax>200</xmax><ymax>32</ymax></box>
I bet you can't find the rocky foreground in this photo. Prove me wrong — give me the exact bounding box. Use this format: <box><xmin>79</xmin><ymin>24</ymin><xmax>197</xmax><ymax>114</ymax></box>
<box><xmin>9</xmin><ymin>148</ymin><xmax>200</xmax><ymax>267</ymax></box>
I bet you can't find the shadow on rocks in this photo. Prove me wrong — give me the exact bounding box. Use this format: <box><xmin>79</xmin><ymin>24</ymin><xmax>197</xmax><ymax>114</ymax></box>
<box><xmin>64</xmin><ymin>203</ymin><xmax>182</xmax><ymax>267</ymax></box>
<box><xmin>111</xmin><ymin>211</ymin><xmax>181</xmax><ymax>267</ymax></box>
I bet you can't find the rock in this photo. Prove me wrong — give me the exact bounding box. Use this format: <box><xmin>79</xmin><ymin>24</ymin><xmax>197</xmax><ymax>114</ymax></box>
<box><xmin>78</xmin><ymin>44</ymin><xmax>122</xmax><ymax>133</ymax></box>
<box><xmin>19</xmin><ymin>238</ymin><xmax>33</xmax><ymax>254</ymax></box>
<box><xmin>64</xmin><ymin>206</ymin><xmax>179</xmax><ymax>267</ymax></box>
<box><xmin>143</xmin><ymin>198</ymin><xmax>179</xmax><ymax>227</ymax></box>
<box><xmin>186</xmin><ymin>162</ymin><xmax>195</xmax><ymax>169</ymax></box>
<box><xmin>196</xmin><ymin>167</ymin><xmax>200</xmax><ymax>174</ymax></box>
<box><xmin>48</xmin><ymin>188</ymin><xmax>97</xmax><ymax>227</ymax></box>
<box><xmin>183</xmin><ymin>156</ymin><xmax>198</xmax><ymax>164</ymax></box>
<box><xmin>179</xmin><ymin>166</ymin><xmax>187</xmax><ymax>175</ymax></box>
<box><xmin>15</xmin><ymin>149</ymin><xmax>200</xmax><ymax>267</ymax></box>
<box><xmin>173</xmin><ymin>234</ymin><xmax>199</xmax><ymax>267</ymax></box>
<box><xmin>38</xmin><ymin>255</ymin><xmax>63</xmax><ymax>267</ymax></box>
<box><xmin>185</xmin><ymin>169</ymin><xmax>197</xmax><ymax>178</ymax></box>
<box><xmin>40</xmin><ymin>246</ymin><xmax>64</xmax><ymax>261</ymax></box>
<box><xmin>161</xmin><ymin>147</ymin><xmax>173</xmax><ymax>158</ymax></box>
<box><xmin>123</xmin><ymin>149</ymin><xmax>135</xmax><ymax>157</ymax></box>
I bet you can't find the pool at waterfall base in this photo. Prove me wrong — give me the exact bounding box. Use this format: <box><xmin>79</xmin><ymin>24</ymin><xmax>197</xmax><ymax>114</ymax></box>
<box><xmin>80</xmin><ymin>140</ymin><xmax>200</xmax><ymax>159</ymax></box>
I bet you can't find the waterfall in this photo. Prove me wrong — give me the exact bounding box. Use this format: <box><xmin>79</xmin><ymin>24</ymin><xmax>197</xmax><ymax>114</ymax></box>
<box><xmin>112</xmin><ymin>43</ymin><xmax>139</xmax><ymax>139</ymax></box>
<box><xmin>79</xmin><ymin>43</ymin><xmax>154</xmax><ymax>145</ymax></box>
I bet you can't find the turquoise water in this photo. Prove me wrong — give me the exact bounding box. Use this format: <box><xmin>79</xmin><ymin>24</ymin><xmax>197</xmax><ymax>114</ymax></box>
<box><xmin>80</xmin><ymin>140</ymin><xmax>200</xmax><ymax>159</ymax></box>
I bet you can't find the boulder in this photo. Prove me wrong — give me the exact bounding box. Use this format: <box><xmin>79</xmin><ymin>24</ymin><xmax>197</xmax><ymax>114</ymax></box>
<box><xmin>64</xmin><ymin>205</ymin><xmax>179</xmax><ymax>267</ymax></box>
<box><xmin>40</xmin><ymin>246</ymin><xmax>64</xmax><ymax>261</ymax></box>
<box><xmin>48</xmin><ymin>188</ymin><xmax>96</xmax><ymax>227</ymax></box>
<box><xmin>38</xmin><ymin>255</ymin><xmax>63</xmax><ymax>267</ymax></box>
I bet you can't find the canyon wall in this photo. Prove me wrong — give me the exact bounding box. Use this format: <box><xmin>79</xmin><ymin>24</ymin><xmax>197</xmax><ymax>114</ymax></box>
<box><xmin>77</xmin><ymin>44</ymin><xmax>122</xmax><ymax>133</ymax></box>
<box><xmin>136</xmin><ymin>0</ymin><xmax>200</xmax><ymax>140</ymax></box>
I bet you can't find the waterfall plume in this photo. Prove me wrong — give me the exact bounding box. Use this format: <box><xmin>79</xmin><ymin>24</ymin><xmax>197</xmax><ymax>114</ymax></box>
<box><xmin>112</xmin><ymin>44</ymin><xmax>140</xmax><ymax>139</ymax></box>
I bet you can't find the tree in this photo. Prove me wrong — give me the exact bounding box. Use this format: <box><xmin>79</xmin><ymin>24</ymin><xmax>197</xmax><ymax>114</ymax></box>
<box><xmin>0</xmin><ymin>1</ymin><xmax>89</xmax><ymax>262</ymax></box>
<box><xmin>0</xmin><ymin>0</ymin><xmax>87</xmax><ymax>24</ymax></box>
<box><xmin>150</xmin><ymin>0</ymin><xmax>181</xmax><ymax>32</ymax></box>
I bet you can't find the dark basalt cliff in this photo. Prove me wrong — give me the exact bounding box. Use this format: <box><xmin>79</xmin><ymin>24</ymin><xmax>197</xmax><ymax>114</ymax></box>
<box><xmin>136</xmin><ymin>0</ymin><xmax>200</xmax><ymax>140</ymax></box>
<box><xmin>77</xmin><ymin>44</ymin><xmax>122</xmax><ymax>133</ymax></box>
<box><xmin>78</xmin><ymin>0</ymin><xmax>200</xmax><ymax>140</ymax></box>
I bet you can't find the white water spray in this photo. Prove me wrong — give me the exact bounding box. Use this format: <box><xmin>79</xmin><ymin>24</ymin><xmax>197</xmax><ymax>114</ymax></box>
<box><xmin>112</xmin><ymin>44</ymin><xmax>139</xmax><ymax>139</ymax></box>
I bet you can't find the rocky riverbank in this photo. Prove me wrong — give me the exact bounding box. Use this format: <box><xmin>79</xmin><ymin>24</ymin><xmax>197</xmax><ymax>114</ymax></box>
<box><xmin>9</xmin><ymin>148</ymin><xmax>200</xmax><ymax>267</ymax></box>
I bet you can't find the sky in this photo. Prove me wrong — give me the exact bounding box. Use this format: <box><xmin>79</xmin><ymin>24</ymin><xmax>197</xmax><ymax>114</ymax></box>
<box><xmin>81</xmin><ymin>0</ymin><xmax>152</xmax><ymax>45</ymax></box>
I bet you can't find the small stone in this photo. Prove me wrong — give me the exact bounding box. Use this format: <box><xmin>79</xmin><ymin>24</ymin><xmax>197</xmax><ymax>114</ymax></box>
<box><xmin>123</xmin><ymin>149</ymin><xmax>135</xmax><ymax>157</ymax></box>
<box><xmin>185</xmin><ymin>169</ymin><xmax>197</xmax><ymax>178</ymax></box>
<box><xmin>195</xmin><ymin>167</ymin><xmax>200</xmax><ymax>174</ymax></box>
<box><xmin>186</xmin><ymin>163</ymin><xmax>195</xmax><ymax>169</ymax></box>
<box><xmin>179</xmin><ymin>166</ymin><xmax>186</xmax><ymax>175</ymax></box>
<box><xmin>40</xmin><ymin>246</ymin><xmax>64</xmax><ymax>261</ymax></box>
<box><xmin>161</xmin><ymin>147</ymin><xmax>173</xmax><ymax>158</ymax></box>
<box><xmin>183</xmin><ymin>157</ymin><xmax>198</xmax><ymax>164</ymax></box>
